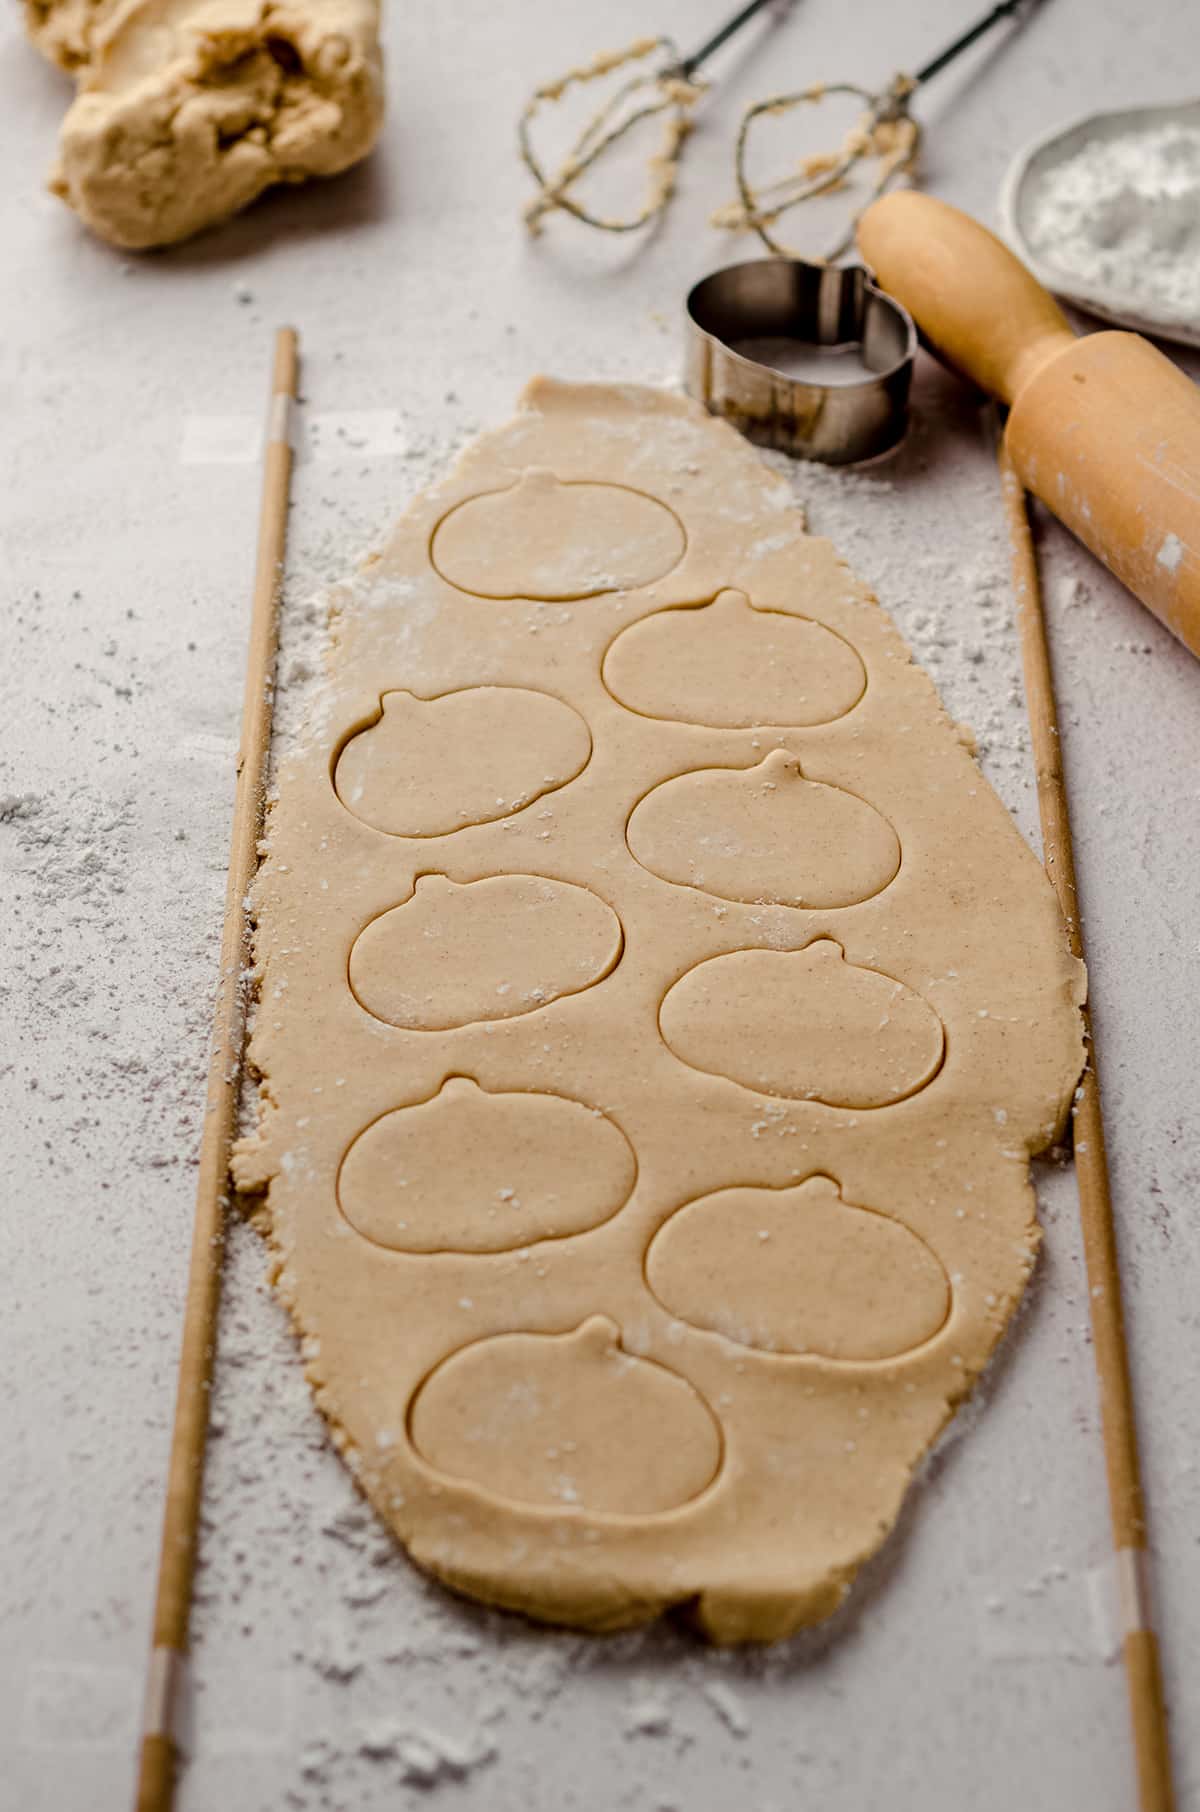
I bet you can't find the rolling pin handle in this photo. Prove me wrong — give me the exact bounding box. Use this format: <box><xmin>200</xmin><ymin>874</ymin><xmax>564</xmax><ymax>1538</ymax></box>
<box><xmin>857</xmin><ymin>189</ymin><xmax>1074</xmax><ymax>405</ymax></box>
<box><xmin>858</xmin><ymin>191</ymin><xmax>1200</xmax><ymax>661</ymax></box>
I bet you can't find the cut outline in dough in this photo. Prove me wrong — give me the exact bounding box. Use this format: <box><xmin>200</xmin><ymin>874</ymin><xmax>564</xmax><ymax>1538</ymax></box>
<box><xmin>329</xmin><ymin>684</ymin><xmax>593</xmax><ymax>838</ymax></box>
<box><xmin>347</xmin><ymin>871</ymin><xmax>626</xmax><ymax>1031</ymax></box>
<box><xmin>657</xmin><ymin>935</ymin><xmax>947</xmax><ymax>1108</ymax></box>
<box><xmin>429</xmin><ymin>470</ymin><xmax>688</xmax><ymax>600</ymax></box>
<box><xmin>601</xmin><ymin>589</ymin><xmax>868</xmax><ymax>728</ymax></box>
<box><xmin>242</xmin><ymin>377</ymin><xmax>1088</xmax><ymax>1644</ymax></box>
<box><xmin>405</xmin><ymin>1315</ymin><xmax>727</xmax><ymax>1522</ymax></box>
<box><xmin>335</xmin><ymin>1072</ymin><xmax>640</xmax><ymax>1256</ymax></box>
<box><xmin>624</xmin><ymin>748</ymin><xmax>902</xmax><ymax>910</ymax></box>
<box><xmin>643</xmin><ymin>1171</ymin><xmax>954</xmax><ymax>1367</ymax></box>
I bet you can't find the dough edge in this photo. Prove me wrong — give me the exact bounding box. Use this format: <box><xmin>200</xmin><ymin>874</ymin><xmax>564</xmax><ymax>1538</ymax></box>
<box><xmin>235</xmin><ymin>376</ymin><xmax>1088</xmax><ymax>1645</ymax></box>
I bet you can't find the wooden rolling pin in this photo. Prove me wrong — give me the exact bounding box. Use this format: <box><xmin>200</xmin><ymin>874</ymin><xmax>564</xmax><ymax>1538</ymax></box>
<box><xmin>858</xmin><ymin>191</ymin><xmax>1200</xmax><ymax>659</ymax></box>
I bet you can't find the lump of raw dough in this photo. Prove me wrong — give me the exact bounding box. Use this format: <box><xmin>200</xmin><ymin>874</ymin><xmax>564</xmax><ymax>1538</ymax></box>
<box><xmin>34</xmin><ymin>0</ymin><xmax>384</xmax><ymax>249</ymax></box>
<box><xmin>24</xmin><ymin>0</ymin><xmax>126</xmax><ymax>71</ymax></box>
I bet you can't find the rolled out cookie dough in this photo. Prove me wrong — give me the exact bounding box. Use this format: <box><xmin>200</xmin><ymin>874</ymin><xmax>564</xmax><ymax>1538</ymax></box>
<box><xmin>27</xmin><ymin>0</ymin><xmax>383</xmax><ymax>248</ymax></box>
<box><xmin>235</xmin><ymin>379</ymin><xmax>1086</xmax><ymax>1643</ymax></box>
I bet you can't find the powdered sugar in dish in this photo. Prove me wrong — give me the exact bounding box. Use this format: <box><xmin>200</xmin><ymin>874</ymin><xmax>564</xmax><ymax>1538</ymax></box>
<box><xmin>1020</xmin><ymin>119</ymin><xmax>1200</xmax><ymax>323</ymax></box>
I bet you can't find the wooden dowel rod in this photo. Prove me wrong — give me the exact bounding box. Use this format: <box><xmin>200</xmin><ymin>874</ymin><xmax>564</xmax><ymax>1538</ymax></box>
<box><xmin>998</xmin><ymin>439</ymin><xmax>1174</xmax><ymax>1812</ymax></box>
<box><xmin>133</xmin><ymin>328</ymin><xmax>299</xmax><ymax>1812</ymax></box>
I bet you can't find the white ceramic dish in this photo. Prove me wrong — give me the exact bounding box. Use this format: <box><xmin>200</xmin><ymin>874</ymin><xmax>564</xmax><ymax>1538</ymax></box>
<box><xmin>1001</xmin><ymin>98</ymin><xmax>1200</xmax><ymax>349</ymax></box>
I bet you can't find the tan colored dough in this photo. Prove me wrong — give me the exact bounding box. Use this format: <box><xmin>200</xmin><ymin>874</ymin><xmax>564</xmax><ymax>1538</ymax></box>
<box><xmin>645</xmin><ymin>1176</ymin><xmax>951</xmax><ymax>1362</ymax></box>
<box><xmin>627</xmin><ymin>749</ymin><xmax>900</xmax><ymax>908</ymax></box>
<box><xmin>236</xmin><ymin>379</ymin><xmax>1085</xmax><ymax>1644</ymax></box>
<box><xmin>334</xmin><ymin>688</ymin><xmax>591</xmax><ymax>838</ymax></box>
<box><xmin>24</xmin><ymin>0</ymin><xmax>125</xmax><ymax>70</ymax></box>
<box><xmin>659</xmin><ymin>938</ymin><xmax>947</xmax><ymax>1107</ymax></box>
<box><xmin>410</xmin><ymin>1318</ymin><xmax>723</xmax><ymax>1516</ymax></box>
<box><xmin>431</xmin><ymin>468</ymin><xmax>686</xmax><ymax>600</ymax></box>
<box><xmin>347</xmin><ymin>872</ymin><xmax>624</xmax><ymax>1031</ymax></box>
<box><xmin>337</xmin><ymin>1077</ymin><xmax>637</xmax><ymax>1254</ymax></box>
<box><xmin>32</xmin><ymin>0</ymin><xmax>383</xmax><ymax>249</ymax></box>
<box><xmin>603</xmin><ymin>588</ymin><xmax>866</xmax><ymax>728</ymax></box>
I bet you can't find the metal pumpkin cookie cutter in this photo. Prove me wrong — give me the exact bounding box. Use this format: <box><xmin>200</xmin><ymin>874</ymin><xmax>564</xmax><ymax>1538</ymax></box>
<box><xmin>685</xmin><ymin>258</ymin><xmax>916</xmax><ymax>464</ymax></box>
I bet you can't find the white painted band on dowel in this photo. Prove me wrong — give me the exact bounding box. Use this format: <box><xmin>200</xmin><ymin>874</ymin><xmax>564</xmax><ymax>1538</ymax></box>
<box><xmin>1115</xmin><ymin>1545</ymin><xmax>1152</xmax><ymax>1638</ymax></box>
<box><xmin>142</xmin><ymin>1647</ymin><xmax>192</xmax><ymax>1753</ymax></box>
<box><xmin>181</xmin><ymin>408</ymin><xmax>407</xmax><ymax>463</ymax></box>
<box><xmin>269</xmin><ymin>392</ymin><xmax>295</xmax><ymax>448</ymax></box>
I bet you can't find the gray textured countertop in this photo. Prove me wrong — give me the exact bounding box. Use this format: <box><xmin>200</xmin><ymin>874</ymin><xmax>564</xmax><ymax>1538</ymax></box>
<box><xmin>2</xmin><ymin>1</ymin><xmax>1197</xmax><ymax>1807</ymax></box>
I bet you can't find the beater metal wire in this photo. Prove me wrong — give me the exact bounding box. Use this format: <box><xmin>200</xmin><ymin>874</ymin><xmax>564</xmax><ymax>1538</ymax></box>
<box><xmin>716</xmin><ymin>0</ymin><xmax>1039</xmax><ymax>261</ymax></box>
<box><xmin>519</xmin><ymin>0</ymin><xmax>785</xmax><ymax>235</ymax></box>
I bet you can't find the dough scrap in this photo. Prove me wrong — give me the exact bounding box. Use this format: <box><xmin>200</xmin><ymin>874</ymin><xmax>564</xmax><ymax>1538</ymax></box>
<box><xmin>28</xmin><ymin>0</ymin><xmax>383</xmax><ymax>249</ymax></box>
<box><xmin>237</xmin><ymin>379</ymin><xmax>1085</xmax><ymax>1643</ymax></box>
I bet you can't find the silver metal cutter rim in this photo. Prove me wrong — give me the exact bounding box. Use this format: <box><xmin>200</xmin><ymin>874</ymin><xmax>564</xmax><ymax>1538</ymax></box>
<box><xmin>685</xmin><ymin>257</ymin><xmax>918</xmax><ymax>466</ymax></box>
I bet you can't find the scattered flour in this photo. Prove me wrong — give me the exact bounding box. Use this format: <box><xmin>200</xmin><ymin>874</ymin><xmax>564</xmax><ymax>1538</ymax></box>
<box><xmin>1021</xmin><ymin>120</ymin><xmax>1200</xmax><ymax>320</ymax></box>
<box><xmin>624</xmin><ymin>1682</ymin><xmax>673</xmax><ymax>1737</ymax></box>
<box><xmin>1</xmin><ymin>371</ymin><xmax>1124</xmax><ymax>1812</ymax></box>
<box><xmin>1157</xmin><ymin>531</ymin><xmax>1184</xmax><ymax>575</ymax></box>
<box><xmin>700</xmin><ymin>1680</ymin><xmax>751</xmax><ymax>1738</ymax></box>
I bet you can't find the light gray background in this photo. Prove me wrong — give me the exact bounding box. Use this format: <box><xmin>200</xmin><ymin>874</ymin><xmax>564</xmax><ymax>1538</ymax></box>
<box><xmin>1</xmin><ymin>2</ymin><xmax>1197</xmax><ymax>1808</ymax></box>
